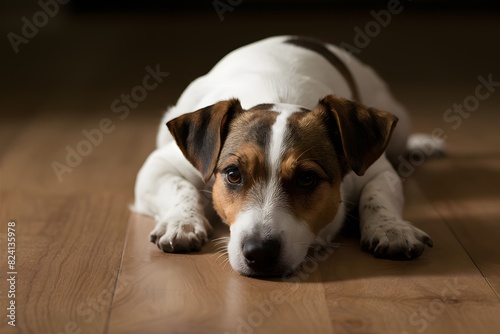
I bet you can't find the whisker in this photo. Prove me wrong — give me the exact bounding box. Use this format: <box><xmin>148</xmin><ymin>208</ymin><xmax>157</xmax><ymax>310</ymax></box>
<box><xmin>212</xmin><ymin>243</ymin><xmax>228</xmax><ymax>247</ymax></box>
<box><xmin>211</xmin><ymin>237</ymin><xmax>230</xmax><ymax>242</ymax></box>
<box><xmin>214</xmin><ymin>244</ymin><xmax>229</xmax><ymax>248</ymax></box>
<box><xmin>212</xmin><ymin>241</ymin><xmax>229</xmax><ymax>247</ymax></box>
<box><xmin>212</xmin><ymin>237</ymin><xmax>230</xmax><ymax>242</ymax></box>
<box><xmin>222</xmin><ymin>258</ymin><xmax>231</xmax><ymax>270</ymax></box>
<box><xmin>212</xmin><ymin>252</ymin><xmax>227</xmax><ymax>263</ymax></box>
<box><xmin>215</xmin><ymin>252</ymin><xmax>228</xmax><ymax>263</ymax></box>
<box><xmin>212</xmin><ymin>245</ymin><xmax>228</xmax><ymax>251</ymax></box>
<box><xmin>211</xmin><ymin>244</ymin><xmax>228</xmax><ymax>251</ymax></box>
<box><xmin>344</xmin><ymin>211</ymin><xmax>360</xmax><ymax>222</ymax></box>
<box><xmin>341</xmin><ymin>199</ymin><xmax>357</xmax><ymax>206</ymax></box>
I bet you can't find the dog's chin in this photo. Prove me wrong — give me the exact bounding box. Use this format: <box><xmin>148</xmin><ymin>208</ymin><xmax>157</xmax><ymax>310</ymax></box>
<box><xmin>234</xmin><ymin>262</ymin><xmax>295</xmax><ymax>278</ymax></box>
<box><xmin>238</xmin><ymin>267</ymin><xmax>287</xmax><ymax>278</ymax></box>
<box><xmin>235</xmin><ymin>264</ymin><xmax>302</xmax><ymax>278</ymax></box>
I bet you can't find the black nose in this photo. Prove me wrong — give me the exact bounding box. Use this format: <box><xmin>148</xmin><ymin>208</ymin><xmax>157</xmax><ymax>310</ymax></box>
<box><xmin>242</xmin><ymin>237</ymin><xmax>281</xmax><ymax>270</ymax></box>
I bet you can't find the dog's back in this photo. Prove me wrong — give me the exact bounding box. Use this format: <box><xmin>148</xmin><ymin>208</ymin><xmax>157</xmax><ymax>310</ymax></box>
<box><xmin>157</xmin><ymin>36</ymin><xmax>411</xmax><ymax>159</ymax></box>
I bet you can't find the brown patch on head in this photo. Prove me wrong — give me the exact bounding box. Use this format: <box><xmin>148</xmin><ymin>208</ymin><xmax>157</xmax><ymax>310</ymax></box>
<box><xmin>275</xmin><ymin>95</ymin><xmax>398</xmax><ymax>234</ymax></box>
<box><xmin>212</xmin><ymin>108</ymin><xmax>278</xmax><ymax>225</ymax></box>
<box><xmin>280</xmin><ymin>110</ymin><xmax>343</xmax><ymax>234</ymax></box>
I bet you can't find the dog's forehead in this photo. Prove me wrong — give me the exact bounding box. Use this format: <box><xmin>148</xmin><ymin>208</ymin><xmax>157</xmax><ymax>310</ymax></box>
<box><xmin>222</xmin><ymin>103</ymin><xmax>324</xmax><ymax>157</ymax></box>
<box><xmin>244</xmin><ymin>102</ymin><xmax>313</xmax><ymax>133</ymax></box>
<box><xmin>224</xmin><ymin>105</ymin><xmax>276</xmax><ymax>151</ymax></box>
<box><xmin>222</xmin><ymin>103</ymin><xmax>309</xmax><ymax>151</ymax></box>
<box><xmin>246</xmin><ymin>102</ymin><xmax>310</xmax><ymax>118</ymax></box>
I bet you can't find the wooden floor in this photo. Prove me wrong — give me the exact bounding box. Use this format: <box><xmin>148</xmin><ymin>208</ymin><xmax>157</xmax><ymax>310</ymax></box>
<box><xmin>1</xmin><ymin>8</ymin><xmax>500</xmax><ymax>334</ymax></box>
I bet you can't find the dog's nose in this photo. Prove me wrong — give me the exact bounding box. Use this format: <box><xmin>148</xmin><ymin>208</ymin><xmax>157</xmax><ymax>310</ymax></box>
<box><xmin>242</xmin><ymin>237</ymin><xmax>281</xmax><ymax>269</ymax></box>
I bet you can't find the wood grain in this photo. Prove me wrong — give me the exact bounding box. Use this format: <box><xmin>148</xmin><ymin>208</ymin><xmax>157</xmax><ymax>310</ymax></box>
<box><xmin>106</xmin><ymin>176</ymin><xmax>500</xmax><ymax>334</ymax></box>
<box><xmin>108</xmin><ymin>214</ymin><xmax>334</xmax><ymax>334</ymax></box>
<box><xmin>1</xmin><ymin>8</ymin><xmax>500</xmax><ymax>334</ymax></box>
<box><xmin>0</xmin><ymin>113</ymin><xmax>157</xmax><ymax>334</ymax></box>
<box><xmin>416</xmin><ymin>157</ymin><xmax>500</xmax><ymax>299</ymax></box>
<box><xmin>322</xmin><ymin>179</ymin><xmax>500</xmax><ymax>334</ymax></box>
<box><xmin>412</xmin><ymin>101</ymin><xmax>500</xmax><ymax>299</ymax></box>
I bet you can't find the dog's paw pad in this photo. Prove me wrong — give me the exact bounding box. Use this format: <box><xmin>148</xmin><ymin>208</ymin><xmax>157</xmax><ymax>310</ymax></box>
<box><xmin>361</xmin><ymin>221</ymin><xmax>433</xmax><ymax>260</ymax></box>
<box><xmin>149</xmin><ymin>214</ymin><xmax>210</xmax><ymax>253</ymax></box>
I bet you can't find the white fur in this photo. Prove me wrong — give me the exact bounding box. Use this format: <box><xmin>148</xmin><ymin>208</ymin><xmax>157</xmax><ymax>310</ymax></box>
<box><xmin>134</xmin><ymin>36</ymin><xmax>431</xmax><ymax>275</ymax></box>
<box><xmin>268</xmin><ymin>103</ymin><xmax>302</xmax><ymax>174</ymax></box>
<box><xmin>228</xmin><ymin>201</ymin><xmax>315</xmax><ymax>276</ymax></box>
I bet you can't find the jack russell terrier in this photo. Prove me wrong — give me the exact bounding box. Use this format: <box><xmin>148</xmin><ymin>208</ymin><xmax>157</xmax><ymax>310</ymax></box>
<box><xmin>133</xmin><ymin>36</ymin><xmax>435</xmax><ymax>277</ymax></box>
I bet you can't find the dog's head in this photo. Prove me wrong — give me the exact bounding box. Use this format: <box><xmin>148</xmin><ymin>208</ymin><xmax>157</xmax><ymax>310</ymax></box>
<box><xmin>167</xmin><ymin>95</ymin><xmax>397</xmax><ymax>277</ymax></box>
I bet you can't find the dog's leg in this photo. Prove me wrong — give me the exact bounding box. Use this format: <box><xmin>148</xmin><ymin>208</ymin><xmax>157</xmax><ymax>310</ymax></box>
<box><xmin>358</xmin><ymin>159</ymin><xmax>433</xmax><ymax>259</ymax></box>
<box><xmin>133</xmin><ymin>143</ymin><xmax>212</xmax><ymax>252</ymax></box>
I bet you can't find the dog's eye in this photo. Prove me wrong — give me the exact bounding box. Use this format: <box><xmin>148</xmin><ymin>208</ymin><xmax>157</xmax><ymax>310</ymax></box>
<box><xmin>296</xmin><ymin>170</ymin><xmax>318</xmax><ymax>188</ymax></box>
<box><xmin>225</xmin><ymin>166</ymin><xmax>242</xmax><ymax>185</ymax></box>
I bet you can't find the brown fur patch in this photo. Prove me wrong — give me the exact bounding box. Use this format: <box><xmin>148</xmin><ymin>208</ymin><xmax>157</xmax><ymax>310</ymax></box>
<box><xmin>281</xmin><ymin>110</ymin><xmax>344</xmax><ymax>234</ymax></box>
<box><xmin>213</xmin><ymin>109</ymin><xmax>278</xmax><ymax>225</ymax></box>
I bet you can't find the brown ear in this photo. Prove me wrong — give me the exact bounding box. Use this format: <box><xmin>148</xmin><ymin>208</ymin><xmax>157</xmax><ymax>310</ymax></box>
<box><xmin>317</xmin><ymin>95</ymin><xmax>398</xmax><ymax>176</ymax></box>
<box><xmin>167</xmin><ymin>99</ymin><xmax>243</xmax><ymax>182</ymax></box>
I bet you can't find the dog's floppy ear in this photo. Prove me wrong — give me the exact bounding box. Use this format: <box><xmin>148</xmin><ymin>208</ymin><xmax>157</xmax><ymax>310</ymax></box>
<box><xmin>167</xmin><ymin>99</ymin><xmax>243</xmax><ymax>183</ymax></box>
<box><xmin>316</xmin><ymin>95</ymin><xmax>398</xmax><ymax>176</ymax></box>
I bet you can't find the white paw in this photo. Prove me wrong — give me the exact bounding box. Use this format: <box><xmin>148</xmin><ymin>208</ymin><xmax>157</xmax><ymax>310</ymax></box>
<box><xmin>361</xmin><ymin>218</ymin><xmax>433</xmax><ymax>260</ymax></box>
<box><xmin>150</xmin><ymin>212</ymin><xmax>212</xmax><ymax>253</ymax></box>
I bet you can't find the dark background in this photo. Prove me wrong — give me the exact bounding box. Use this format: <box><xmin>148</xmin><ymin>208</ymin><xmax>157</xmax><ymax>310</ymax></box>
<box><xmin>1</xmin><ymin>0</ymin><xmax>499</xmax><ymax>122</ymax></box>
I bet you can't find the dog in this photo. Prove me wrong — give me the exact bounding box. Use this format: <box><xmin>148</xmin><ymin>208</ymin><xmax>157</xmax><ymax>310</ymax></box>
<box><xmin>133</xmin><ymin>36</ymin><xmax>436</xmax><ymax>277</ymax></box>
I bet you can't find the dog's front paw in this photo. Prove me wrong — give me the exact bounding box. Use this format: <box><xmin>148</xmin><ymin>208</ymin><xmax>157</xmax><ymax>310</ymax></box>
<box><xmin>361</xmin><ymin>219</ymin><xmax>433</xmax><ymax>260</ymax></box>
<box><xmin>149</xmin><ymin>213</ymin><xmax>212</xmax><ymax>253</ymax></box>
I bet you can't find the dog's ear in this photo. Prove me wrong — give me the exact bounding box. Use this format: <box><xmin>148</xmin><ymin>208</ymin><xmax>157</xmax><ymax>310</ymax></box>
<box><xmin>167</xmin><ymin>99</ymin><xmax>243</xmax><ymax>183</ymax></box>
<box><xmin>316</xmin><ymin>95</ymin><xmax>398</xmax><ymax>176</ymax></box>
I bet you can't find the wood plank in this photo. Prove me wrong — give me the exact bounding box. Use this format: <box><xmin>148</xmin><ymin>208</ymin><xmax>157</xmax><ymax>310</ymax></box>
<box><xmin>416</xmin><ymin>157</ymin><xmax>500</xmax><ymax>298</ymax></box>
<box><xmin>0</xmin><ymin>192</ymin><xmax>130</xmax><ymax>333</ymax></box>
<box><xmin>413</xmin><ymin>102</ymin><xmax>500</xmax><ymax>298</ymax></box>
<box><xmin>321</xmin><ymin>178</ymin><xmax>500</xmax><ymax>334</ymax></box>
<box><xmin>437</xmin><ymin>198</ymin><xmax>500</xmax><ymax>297</ymax></box>
<box><xmin>0</xmin><ymin>112</ymin><xmax>157</xmax><ymax>334</ymax></box>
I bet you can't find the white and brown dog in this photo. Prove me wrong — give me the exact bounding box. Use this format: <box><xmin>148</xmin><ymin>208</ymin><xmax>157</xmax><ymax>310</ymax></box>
<box><xmin>133</xmin><ymin>36</ymin><xmax>435</xmax><ymax>277</ymax></box>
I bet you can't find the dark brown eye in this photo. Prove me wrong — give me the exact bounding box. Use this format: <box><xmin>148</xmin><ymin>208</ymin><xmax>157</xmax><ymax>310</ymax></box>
<box><xmin>296</xmin><ymin>170</ymin><xmax>318</xmax><ymax>188</ymax></box>
<box><xmin>225</xmin><ymin>166</ymin><xmax>242</xmax><ymax>185</ymax></box>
